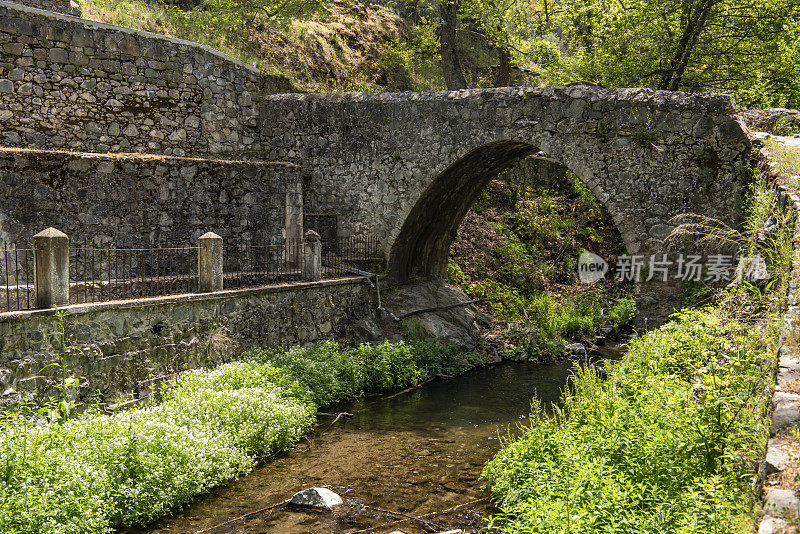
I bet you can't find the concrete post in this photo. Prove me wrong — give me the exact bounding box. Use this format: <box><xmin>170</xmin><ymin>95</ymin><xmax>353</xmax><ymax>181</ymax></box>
<box><xmin>33</xmin><ymin>227</ymin><xmax>69</xmax><ymax>309</ymax></box>
<box><xmin>198</xmin><ymin>232</ymin><xmax>223</xmax><ymax>292</ymax></box>
<box><xmin>302</xmin><ymin>230</ymin><xmax>322</xmax><ymax>282</ymax></box>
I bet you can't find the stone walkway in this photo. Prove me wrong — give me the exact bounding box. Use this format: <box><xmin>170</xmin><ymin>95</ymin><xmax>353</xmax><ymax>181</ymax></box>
<box><xmin>758</xmin><ymin>134</ymin><xmax>800</xmax><ymax>534</ymax></box>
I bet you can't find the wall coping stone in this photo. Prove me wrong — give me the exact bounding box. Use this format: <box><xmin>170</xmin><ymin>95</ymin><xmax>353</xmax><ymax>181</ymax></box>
<box><xmin>0</xmin><ymin>275</ymin><xmax>381</xmax><ymax>322</ymax></box>
<box><xmin>262</xmin><ymin>85</ymin><xmax>737</xmax><ymax>113</ymax></box>
<box><xmin>755</xmin><ymin>134</ymin><xmax>800</xmax><ymax>529</ymax></box>
<box><xmin>0</xmin><ymin>146</ymin><xmax>298</xmax><ymax>168</ymax></box>
<box><xmin>0</xmin><ymin>0</ymin><xmax>260</xmax><ymax>76</ymax></box>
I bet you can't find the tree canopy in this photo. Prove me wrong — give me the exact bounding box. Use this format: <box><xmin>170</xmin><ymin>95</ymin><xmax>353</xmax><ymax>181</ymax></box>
<box><xmin>401</xmin><ymin>0</ymin><xmax>800</xmax><ymax>107</ymax></box>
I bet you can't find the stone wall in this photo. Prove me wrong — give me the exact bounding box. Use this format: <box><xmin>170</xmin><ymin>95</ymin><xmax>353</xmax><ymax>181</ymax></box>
<box><xmin>754</xmin><ymin>143</ymin><xmax>800</xmax><ymax>530</ymax></box>
<box><xmin>0</xmin><ymin>0</ymin><xmax>292</xmax><ymax>157</ymax></box>
<box><xmin>304</xmin><ymin>213</ymin><xmax>338</xmax><ymax>252</ymax></box>
<box><xmin>8</xmin><ymin>0</ymin><xmax>79</xmax><ymax>17</ymax></box>
<box><xmin>0</xmin><ymin>147</ymin><xmax>303</xmax><ymax>247</ymax></box>
<box><xmin>259</xmin><ymin>86</ymin><xmax>753</xmax><ymax>323</ymax></box>
<box><xmin>498</xmin><ymin>155</ymin><xmax>570</xmax><ymax>193</ymax></box>
<box><xmin>0</xmin><ymin>277</ymin><xmax>376</xmax><ymax>407</ymax></box>
<box><xmin>743</xmin><ymin>108</ymin><xmax>800</xmax><ymax>135</ymax></box>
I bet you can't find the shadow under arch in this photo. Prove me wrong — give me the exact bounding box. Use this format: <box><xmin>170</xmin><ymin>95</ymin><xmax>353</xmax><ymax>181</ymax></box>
<box><xmin>388</xmin><ymin>139</ymin><xmax>624</xmax><ymax>283</ymax></box>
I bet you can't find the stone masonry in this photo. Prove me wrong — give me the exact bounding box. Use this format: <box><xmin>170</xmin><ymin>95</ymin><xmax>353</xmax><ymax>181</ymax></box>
<box><xmin>0</xmin><ymin>148</ymin><xmax>303</xmax><ymax>247</ymax></box>
<box><xmin>0</xmin><ymin>277</ymin><xmax>375</xmax><ymax>408</ymax></box>
<box><xmin>0</xmin><ymin>0</ymin><xmax>291</xmax><ymax>156</ymax></box>
<box><xmin>9</xmin><ymin>0</ymin><xmax>79</xmax><ymax>17</ymax></box>
<box><xmin>259</xmin><ymin>87</ymin><xmax>753</xmax><ymax>322</ymax></box>
<box><xmin>0</xmin><ymin>1</ymin><xmax>756</xmax><ymax>326</ymax></box>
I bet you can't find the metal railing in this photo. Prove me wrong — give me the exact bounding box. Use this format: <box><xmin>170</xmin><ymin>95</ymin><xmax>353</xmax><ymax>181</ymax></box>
<box><xmin>0</xmin><ymin>233</ymin><xmax>385</xmax><ymax>313</ymax></box>
<box><xmin>322</xmin><ymin>236</ymin><xmax>384</xmax><ymax>277</ymax></box>
<box><xmin>68</xmin><ymin>243</ymin><xmax>199</xmax><ymax>305</ymax></box>
<box><xmin>223</xmin><ymin>238</ymin><xmax>303</xmax><ymax>289</ymax></box>
<box><xmin>1</xmin><ymin>244</ymin><xmax>35</xmax><ymax>312</ymax></box>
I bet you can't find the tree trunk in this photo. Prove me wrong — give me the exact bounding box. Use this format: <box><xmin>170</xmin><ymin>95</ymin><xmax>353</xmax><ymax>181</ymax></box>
<box><xmin>438</xmin><ymin>0</ymin><xmax>468</xmax><ymax>89</ymax></box>
<box><xmin>493</xmin><ymin>43</ymin><xmax>512</xmax><ymax>87</ymax></box>
<box><xmin>658</xmin><ymin>0</ymin><xmax>715</xmax><ymax>90</ymax></box>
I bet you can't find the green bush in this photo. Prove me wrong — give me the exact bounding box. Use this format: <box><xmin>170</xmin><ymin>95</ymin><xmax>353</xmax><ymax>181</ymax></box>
<box><xmin>249</xmin><ymin>340</ymin><xmax>485</xmax><ymax>403</ymax></box>
<box><xmin>0</xmin><ymin>362</ymin><xmax>314</xmax><ymax>533</ymax></box>
<box><xmin>483</xmin><ymin>308</ymin><xmax>772</xmax><ymax>534</ymax></box>
<box><xmin>0</xmin><ymin>340</ymin><xmax>485</xmax><ymax>533</ymax></box>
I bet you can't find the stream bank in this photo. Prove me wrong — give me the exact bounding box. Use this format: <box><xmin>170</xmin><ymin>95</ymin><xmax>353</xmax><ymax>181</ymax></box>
<box><xmin>137</xmin><ymin>351</ymin><xmax>622</xmax><ymax>534</ymax></box>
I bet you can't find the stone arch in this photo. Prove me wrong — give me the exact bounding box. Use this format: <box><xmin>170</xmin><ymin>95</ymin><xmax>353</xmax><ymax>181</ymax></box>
<box><xmin>388</xmin><ymin>139</ymin><xmax>632</xmax><ymax>283</ymax></box>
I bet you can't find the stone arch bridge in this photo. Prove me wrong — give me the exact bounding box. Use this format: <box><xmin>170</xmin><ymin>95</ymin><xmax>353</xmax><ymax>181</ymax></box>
<box><xmin>0</xmin><ymin>2</ymin><xmax>752</xmax><ymax>322</ymax></box>
<box><xmin>260</xmin><ymin>87</ymin><xmax>752</xmax><ymax>321</ymax></box>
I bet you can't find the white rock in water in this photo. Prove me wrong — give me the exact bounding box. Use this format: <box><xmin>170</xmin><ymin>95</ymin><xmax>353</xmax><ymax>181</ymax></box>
<box><xmin>567</xmin><ymin>342</ymin><xmax>586</xmax><ymax>355</ymax></box>
<box><xmin>289</xmin><ymin>487</ymin><xmax>343</xmax><ymax>509</ymax></box>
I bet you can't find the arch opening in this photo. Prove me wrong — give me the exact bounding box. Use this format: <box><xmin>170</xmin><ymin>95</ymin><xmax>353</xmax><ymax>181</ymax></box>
<box><xmin>389</xmin><ymin>140</ymin><xmax>536</xmax><ymax>282</ymax></box>
<box><xmin>388</xmin><ymin>140</ymin><xmax>628</xmax><ymax>284</ymax></box>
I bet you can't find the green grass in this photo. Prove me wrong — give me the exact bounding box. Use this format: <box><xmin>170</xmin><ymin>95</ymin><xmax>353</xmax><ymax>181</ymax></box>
<box><xmin>0</xmin><ymin>340</ymin><xmax>484</xmax><ymax>533</ymax></box>
<box><xmin>481</xmin><ymin>168</ymin><xmax>793</xmax><ymax>534</ymax></box>
<box><xmin>482</xmin><ymin>308</ymin><xmax>774</xmax><ymax>534</ymax></box>
<box><xmin>765</xmin><ymin>137</ymin><xmax>800</xmax><ymax>182</ymax></box>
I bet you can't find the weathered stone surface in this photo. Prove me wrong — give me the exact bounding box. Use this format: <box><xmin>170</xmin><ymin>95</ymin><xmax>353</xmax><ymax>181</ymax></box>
<box><xmin>0</xmin><ymin>150</ymin><xmax>301</xmax><ymax>247</ymax></box>
<box><xmin>353</xmin><ymin>317</ymin><xmax>382</xmax><ymax>342</ymax></box>
<box><xmin>384</xmin><ymin>282</ymin><xmax>487</xmax><ymax>351</ymax></box>
<box><xmin>0</xmin><ymin>277</ymin><xmax>376</xmax><ymax>409</ymax></box>
<box><xmin>744</xmin><ymin>108</ymin><xmax>800</xmax><ymax>135</ymax></box>
<box><xmin>765</xmin><ymin>488</ymin><xmax>800</xmax><ymax>518</ymax></box>
<box><xmin>289</xmin><ymin>487</ymin><xmax>343</xmax><ymax>509</ymax></box>
<box><xmin>764</xmin><ymin>439</ymin><xmax>792</xmax><ymax>475</ymax></box>
<box><xmin>567</xmin><ymin>343</ymin><xmax>586</xmax><ymax>355</ymax></box>
<box><xmin>759</xmin><ymin>515</ymin><xmax>793</xmax><ymax>534</ymax></box>
<box><xmin>0</xmin><ymin>1</ymin><xmax>293</xmax><ymax>156</ymax></box>
<box><xmin>9</xmin><ymin>0</ymin><xmax>81</xmax><ymax>16</ymax></box>
<box><xmin>771</xmin><ymin>398</ymin><xmax>800</xmax><ymax>436</ymax></box>
<box><xmin>32</xmin><ymin>227</ymin><xmax>69</xmax><ymax>308</ymax></box>
<box><xmin>259</xmin><ymin>87</ymin><xmax>751</xmax><ymax>324</ymax></box>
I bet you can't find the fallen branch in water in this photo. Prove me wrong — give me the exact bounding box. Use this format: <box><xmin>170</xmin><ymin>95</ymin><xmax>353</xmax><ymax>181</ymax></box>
<box><xmin>362</xmin><ymin>504</ymin><xmax>446</xmax><ymax>531</ymax></box>
<box><xmin>351</xmin><ymin>497</ymin><xmax>489</xmax><ymax>533</ymax></box>
<box><xmin>317</xmin><ymin>411</ymin><xmax>355</xmax><ymax>429</ymax></box>
<box><xmin>382</xmin><ymin>374</ymin><xmax>452</xmax><ymax>400</ymax></box>
<box><xmin>193</xmin><ymin>499</ymin><xmax>289</xmax><ymax>533</ymax></box>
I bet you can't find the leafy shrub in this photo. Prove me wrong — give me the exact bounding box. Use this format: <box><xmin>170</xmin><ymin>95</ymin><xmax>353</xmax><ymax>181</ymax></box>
<box><xmin>248</xmin><ymin>343</ymin><xmax>362</xmax><ymax>405</ymax></box>
<box><xmin>0</xmin><ymin>340</ymin><xmax>485</xmax><ymax>533</ymax></box>
<box><xmin>0</xmin><ymin>362</ymin><xmax>314</xmax><ymax>533</ymax></box>
<box><xmin>483</xmin><ymin>308</ymin><xmax>772</xmax><ymax>533</ymax></box>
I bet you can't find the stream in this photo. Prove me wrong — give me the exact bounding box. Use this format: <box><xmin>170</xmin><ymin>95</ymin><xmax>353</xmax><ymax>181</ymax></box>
<box><xmin>139</xmin><ymin>346</ymin><xmax>624</xmax><ymax>534</ymax></box>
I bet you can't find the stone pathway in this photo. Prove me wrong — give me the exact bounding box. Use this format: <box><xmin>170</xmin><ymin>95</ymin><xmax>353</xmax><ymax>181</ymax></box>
<box><xmin>758</xmin><ymin>134</ymin><xmax>800</xmax><ymax>534</ymax></box>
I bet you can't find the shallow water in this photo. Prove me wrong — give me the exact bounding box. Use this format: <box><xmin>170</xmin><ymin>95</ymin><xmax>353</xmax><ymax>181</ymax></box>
<box><xmin>139</xmin><ymin>354</ymin><xmax>618</xmax><ymax>534</ymax></box>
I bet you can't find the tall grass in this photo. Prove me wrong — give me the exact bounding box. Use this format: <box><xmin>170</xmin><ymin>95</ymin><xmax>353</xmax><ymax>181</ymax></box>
<box><xmin>482</xmin><ymin>167</ymin><xmax>791</xmax><ymax>534</ymax></box>
<box><xmin>765</xmin><ymin>137</ymin><xmax>800</xmax><ymax>181</ymax></box>
<box><xmin>482</xmin><ymin>309</ymin><xmax>773</xmax><ymax>534</ymax></box>
<box><xmin>0</xmin><ymin>340</ymin><xmax>484</xmax><ymax>533</ymax></box>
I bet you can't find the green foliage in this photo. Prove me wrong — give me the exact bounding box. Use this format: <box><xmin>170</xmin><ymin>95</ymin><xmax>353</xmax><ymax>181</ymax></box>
<box><xmin>451</xmin><ymin>179</ymin><xmax>633</xmax><ymax>358</ymax></box>
<box><xmin>379</xmin><ymin>19</ymin><xmax>444</xmax><ymax>90</ymax></box>
<box><xmin>447</xmin><ymin>259</ymin><xmax>469</xmax><ymax>286</ymax></box>
<box><xmin>0</xmin><ymin>340</ymin><xmax>484</xmax><ymax>533</ymax></box>
<box><xmin>633</xmin><ymin>123</ymin><xmax>657</xmax><ymax>147</ymax></box>
<box><xmin>80</xmin><ymin>0</ymin><xmax>800</xmax><ymax>104</ymax></box>
<box><xmin>550</xmin><ymin>0</ymin><xmax>800</xmax><ymax>107</ymax></box>
<box><xmin>483</xmin><ymin>309</ymin><xmax>772</xmax><ymax>533</ymax></box>
<box><xmin>470</xmin><ymin>276</ymin><xmax>635</xmax><ymax>355</ymax></box>
<box><xmin>249</xmin><ymin>340</ymin><xmax>485</xmax><ymax>403</ymax></box>
<box><xmin>0</xmin><ymin>362</ymin><xmax>314</xmax><ymax>533</ymax></box>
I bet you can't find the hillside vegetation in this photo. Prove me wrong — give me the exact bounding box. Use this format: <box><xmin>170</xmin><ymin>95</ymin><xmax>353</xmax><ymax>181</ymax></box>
<box><xmin>448</xmin><ymin>169</ymin><xmax>634</xmax><ymax>360</ymax></box>
<box><xmin>76</xmin><ymin>0</ymin><xmax>800</xmax><ymax>107</ymax></box>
